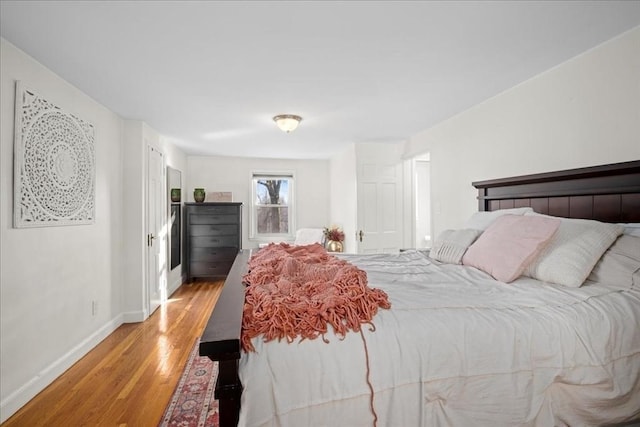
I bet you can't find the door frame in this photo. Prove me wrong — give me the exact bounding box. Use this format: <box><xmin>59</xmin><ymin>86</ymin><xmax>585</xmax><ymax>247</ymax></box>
<box><xmin>412</xmin><ymin>153</ymin><xmax>431</xmax><ymax>249</ymax></box>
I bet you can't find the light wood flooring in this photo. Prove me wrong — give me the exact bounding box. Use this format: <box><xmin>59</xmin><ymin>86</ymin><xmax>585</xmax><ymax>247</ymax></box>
<box><xmin>2</xmin><ymin>281</ymin><xmax>223</xmax><ymax>427</ymax></box>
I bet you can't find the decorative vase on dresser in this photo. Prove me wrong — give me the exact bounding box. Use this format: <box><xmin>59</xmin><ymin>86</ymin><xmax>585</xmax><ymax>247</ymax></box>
<box><xmin>184</xmin><ymin>202</ymin><xmax>242</xmax><ymax>281</ymax></box>
<box><xmin>193</xmin><ymin>188</ymin><xmax>206</xmax><ymax>203</ymax></box>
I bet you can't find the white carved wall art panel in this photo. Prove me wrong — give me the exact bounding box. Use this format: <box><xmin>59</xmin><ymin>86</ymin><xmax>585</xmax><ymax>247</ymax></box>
<box><xmin>13</xmin><ymin>82</ymin><xmax>95</xmax><ymax>227</ymax></box>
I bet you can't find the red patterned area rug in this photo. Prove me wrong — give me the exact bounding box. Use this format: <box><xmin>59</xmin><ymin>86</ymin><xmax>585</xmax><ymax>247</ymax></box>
<box><xmin>159</xmin><ymin>341</ymin><xmax>219</xmax><ymax>427</ymax></box>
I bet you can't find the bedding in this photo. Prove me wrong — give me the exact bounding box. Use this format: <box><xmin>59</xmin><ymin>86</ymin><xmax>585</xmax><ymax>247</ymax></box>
<box><xmin>238</xmin><ymin>249</ymin><xmax>640</xmax><ymax>427</ymax></box>
<box><xmin>461</xmin><ymin>214</ymin><xmax>560</xmax><ymax>282</ymax></box>
<box><xmin>587</xmin><ymin>234</ymin><xmax>640</xmax><ymax>289</ymax></box>
<box><xmin>240</xmin><ymin>243</ymin><xmax>390</xmax><ymax>352</ymax></box>
<box><xmin>463</xmin><ymin>206</ymin><xmax>533</xmax><ymax>230</ymax></box>
<box><xmin>620</xmin><ymin>223</ymin><xmax>640</xmax><ymax>237</ymax></box>
<box><xmin>523</xmin><ymin>213</ymin><xmax>624</xmax><ymax>288</ymax></box>
<box><xmin>429</xmin><ymin>228</ymin><xmax>481</xmax><ymax>264</ymax></box>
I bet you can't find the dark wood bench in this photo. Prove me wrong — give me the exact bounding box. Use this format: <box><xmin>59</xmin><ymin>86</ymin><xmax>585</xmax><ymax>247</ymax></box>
<box><xmin>199</xmin><ymin>249</ymin><xmax>251</xmax><ymax>427</ymax></box>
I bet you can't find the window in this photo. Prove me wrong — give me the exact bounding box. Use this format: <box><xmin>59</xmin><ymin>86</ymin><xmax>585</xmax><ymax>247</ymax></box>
<box><xmin>250</xmin><ymin>172</ymin><xmax>295</xmax><ymax>239</ymax></box>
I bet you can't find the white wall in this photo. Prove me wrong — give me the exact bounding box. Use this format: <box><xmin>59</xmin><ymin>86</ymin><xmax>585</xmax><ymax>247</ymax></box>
<box><xmin>0</xmin><ymin>39</ymin><xmax>125</xmax><ymax>420</ymax></box>
<box><xmin>121</xmin><ymin>120</ymin><xmax>146</xmax><ymax>321</ymax></box>
<box><xmin>121</xmin><ymin>121</ymin><xmax>171</xmax><ymax>321</ymax></box>
<box><xmin>329</xmin><ymin>144</ymin><xmax>357</xmax><ymax>252</ymax></box>
<box><xmin>0</xmin><ymin>39</ymin><xmax>190</xmax><ymax>422</ymax></box>
<box><xmin>404</xmin><ymin>26</ymin><xmax>640</xmax><ymax>239</ymax></box>
<box><xmin>187</xmin><ymin>155</ymin><xmax>330</xmax><ymax>249</ymax></box>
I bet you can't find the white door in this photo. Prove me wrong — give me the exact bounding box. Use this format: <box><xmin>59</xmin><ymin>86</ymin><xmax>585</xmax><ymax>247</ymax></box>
<box><xmin>146</xmin><ymin>145</ymin><xmax>165</xmax><ymax>316</ymax></box>
<box><xmin>356</xmin><ymin>153</ymin><xmax>403</xmax><ymax>254</ymax></box>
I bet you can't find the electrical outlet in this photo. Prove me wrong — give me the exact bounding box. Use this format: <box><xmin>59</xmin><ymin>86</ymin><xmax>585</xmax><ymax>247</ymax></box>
<box><xmin>92</xmin><ymin>300</ymin><xmax>98</xmax><ymax>316</ymax></box>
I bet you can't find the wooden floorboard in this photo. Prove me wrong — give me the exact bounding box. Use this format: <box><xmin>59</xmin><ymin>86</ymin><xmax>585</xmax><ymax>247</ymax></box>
<box><xmin>2</xmin><ymin>281</ymin><xmax>223</xmax><ymax>427</ymax></box>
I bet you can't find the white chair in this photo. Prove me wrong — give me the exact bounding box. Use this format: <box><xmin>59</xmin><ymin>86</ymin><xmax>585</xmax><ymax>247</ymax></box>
<box><xmin>294</xmin><ymin>228</ymin><xmax>325</xmax><ymax>245</ymax></box>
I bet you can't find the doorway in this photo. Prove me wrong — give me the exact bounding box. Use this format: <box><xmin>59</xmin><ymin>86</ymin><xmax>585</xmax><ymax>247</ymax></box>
<box><xmin>146</xmin><ymin>145</ymin><xmax>166</xmax><ymax>316</ymax></box>
<box><xmin>413</xmin><ymin>153</ymin><xmax>431</xmax><ymax>249</ymax></box>
<box><xmin>356</xmin><ymin>145</ymin><xmax>403</xmax><ymax>254</ymax></box>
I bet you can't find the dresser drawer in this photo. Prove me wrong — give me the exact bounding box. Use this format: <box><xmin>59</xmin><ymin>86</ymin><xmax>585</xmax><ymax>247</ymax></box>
<box><xmin>187</xmin><ymin>205</ymin><xmax>238</xmax><ymax>215</ymax></box>
<box><xmin>190</xmin><ymin>247</ymin><xmax>238</xmax><ymax>262</ymax></box>
<box><xmin>189</xmin><ymin>224</ymin><xmax>238</xmax><ymax>237</ymax></box>
<box><xmin>188</xmin><ymin>213</ymin><xmax>239</xmax><ymax>225</ymax></box>
<box><xmin>190</xmin><ymin>235</ymin><xmax>238</xmax><ymax>248</ymax></box>
<box><xmin>189</xmin><ymin>261</ymin><xmax>234</xmax><ymax>277</ymax></box>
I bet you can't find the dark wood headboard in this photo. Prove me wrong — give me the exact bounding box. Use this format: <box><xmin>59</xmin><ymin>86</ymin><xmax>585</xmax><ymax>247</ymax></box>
<box><xmin>472</xmin><ymin>160</ymin><xmax>640</xmax><ymax>223</ymax></box>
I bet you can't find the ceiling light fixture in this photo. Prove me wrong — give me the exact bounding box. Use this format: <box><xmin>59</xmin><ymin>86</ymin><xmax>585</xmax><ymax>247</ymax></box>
<box><xmin>273</xmin><ymin>114</ymin><xmax>302</xmax><ymax>133</ymax></box>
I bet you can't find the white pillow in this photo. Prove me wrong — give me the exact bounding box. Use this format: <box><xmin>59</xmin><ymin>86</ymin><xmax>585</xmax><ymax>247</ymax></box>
<box><xmin>524</xmin><ymin>213</ymin><xmax>624</xmax><ymax>287</ymax></box>
<box><xmin>618</xmin><ymin>223</ymin><xmax>640</xmax><ymax>237</ymax></box>
<box><xmin>464</xmin><ymin>207</ymin><xmax>533</xmax><ymax>231</ymax></box>
<box><xmin>294</xmin><ymin>228</ymin><xmax>324</xmax><ymax>245</ymax></box>
<box><xmin>430</xmin><ymin>229</ymin><xmax>481</xmax><ymax>264</ymax></box>
<box><xmin>587</xmin><ymin>235</ymin><xmax>640</xmax><ymax>289</ymax></box>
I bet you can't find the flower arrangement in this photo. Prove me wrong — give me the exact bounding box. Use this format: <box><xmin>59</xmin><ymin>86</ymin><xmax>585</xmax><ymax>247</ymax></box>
<box><xmin>323</xmin><ymin>225</ymin><xmax>345</xmax><ymax>242</ymax></box>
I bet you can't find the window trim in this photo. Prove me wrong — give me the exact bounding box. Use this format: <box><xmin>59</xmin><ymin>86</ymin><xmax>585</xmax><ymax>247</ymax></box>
<box><xmin>249</xmin><ymin>171</ymin><xmax>296</xmax><ymax>241</ymax></box>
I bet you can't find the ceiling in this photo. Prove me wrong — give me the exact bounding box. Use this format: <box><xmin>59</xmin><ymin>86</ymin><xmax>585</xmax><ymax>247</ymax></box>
<box><xmin>1</xmin><ymin>1</ymin><xmax>639</xmax><ymax>160</ymax></box>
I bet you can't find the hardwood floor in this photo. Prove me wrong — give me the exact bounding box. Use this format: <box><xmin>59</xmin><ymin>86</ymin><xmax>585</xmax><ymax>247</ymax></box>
<box><xmin>2</xmin><ymin>281</ymin><xmax>223</xmax><ymax>427</ymax></box>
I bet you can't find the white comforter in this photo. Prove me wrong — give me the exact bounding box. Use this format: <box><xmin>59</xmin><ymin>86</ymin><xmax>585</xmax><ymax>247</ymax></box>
<box><xmin>238</xmin><ymin>251</ymin><xmax>640</xmax><ymax>426</ymax></box>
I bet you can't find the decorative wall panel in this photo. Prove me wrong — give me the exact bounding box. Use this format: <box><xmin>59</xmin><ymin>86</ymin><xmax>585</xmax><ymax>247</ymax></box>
<box><xmin>13</xmin><ymin>82</ymin><xmax>95</xmax><ymax>227</ymax></box>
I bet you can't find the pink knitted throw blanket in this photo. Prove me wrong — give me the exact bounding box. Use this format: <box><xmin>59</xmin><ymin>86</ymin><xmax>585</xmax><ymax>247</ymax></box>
<box><xmin>241</xmin><ymin>243</ymin><xmax>390</xmax><ymax>352</ymax></box>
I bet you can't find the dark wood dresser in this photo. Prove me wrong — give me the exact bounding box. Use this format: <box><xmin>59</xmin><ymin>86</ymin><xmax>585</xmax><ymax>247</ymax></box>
<box><xmin>184</xmin><ymin>202</ymin><xmax>242</xmax><ymax>282</ymax></box>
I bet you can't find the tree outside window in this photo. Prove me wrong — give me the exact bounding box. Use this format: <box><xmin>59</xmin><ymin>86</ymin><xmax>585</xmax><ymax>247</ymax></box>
<box><xmin>251</xmin><ymin>173</ymin><xmax>294</xmax><ymax>238</ymax></box>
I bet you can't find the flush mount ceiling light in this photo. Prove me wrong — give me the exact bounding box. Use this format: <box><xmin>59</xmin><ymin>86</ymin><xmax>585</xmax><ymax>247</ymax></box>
<box><xmin>273</xmin><ymin>114</ymin><xmax>302</xmax><ymax>133</ymax></box>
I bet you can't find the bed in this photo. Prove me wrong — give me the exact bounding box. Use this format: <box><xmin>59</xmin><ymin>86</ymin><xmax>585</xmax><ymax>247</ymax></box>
<box><xmin>199</xmin><ymin>160</ymin><xmax>640</xmax><ymax>427</ymax></box>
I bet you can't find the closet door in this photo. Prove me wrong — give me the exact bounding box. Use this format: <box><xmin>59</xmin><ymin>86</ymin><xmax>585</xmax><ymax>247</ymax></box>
<box><xmin>146</xmin><ymin>145</ymin><xmax>165</xmax><ymax>315</ymax></box>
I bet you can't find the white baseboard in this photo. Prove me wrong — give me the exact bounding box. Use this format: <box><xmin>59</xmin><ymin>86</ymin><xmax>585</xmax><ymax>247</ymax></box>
<box><xmin>0</xmin><ymin>314</ymin><xmax>124</xmax><ymax>423</ymax></box>
<box><xmin>168</xmin><ymin>276</ymin><xmax>182</xmax><ymax>298</ymax></box>
<box><xmin>122</xmin><ymin>309</ymin><xmax>147</xmax><ymax>323</ymax></box>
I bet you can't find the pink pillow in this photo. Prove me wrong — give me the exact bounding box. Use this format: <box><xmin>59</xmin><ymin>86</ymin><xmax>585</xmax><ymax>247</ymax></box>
<box><xmin>462</xmin><ymin>214</ymin><xmax>561</xmax><ymax>283</ymax></box>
